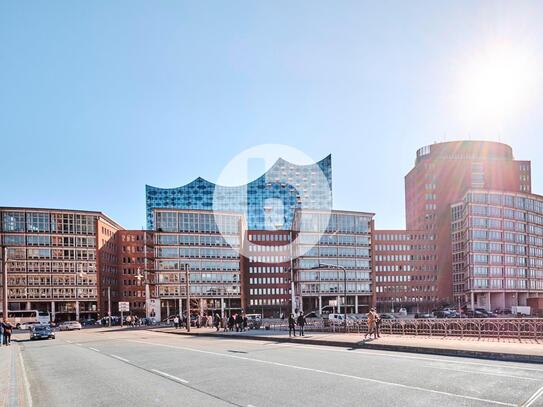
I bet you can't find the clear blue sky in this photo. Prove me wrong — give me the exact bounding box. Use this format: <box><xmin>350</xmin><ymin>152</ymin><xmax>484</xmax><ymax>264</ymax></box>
<box><xmin>1</xmin><ymin>1</ymin><xmax>543</xmax><ymax>229</ymax></box>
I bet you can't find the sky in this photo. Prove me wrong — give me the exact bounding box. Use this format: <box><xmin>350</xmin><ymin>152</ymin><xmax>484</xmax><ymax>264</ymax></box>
<box><xmin>1</xmin><ymin>1</ymin><xmax>543</xmax><ymax>230</ymax></box>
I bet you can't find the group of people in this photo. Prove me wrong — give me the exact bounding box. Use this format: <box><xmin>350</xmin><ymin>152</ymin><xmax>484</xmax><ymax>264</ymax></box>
<box><xmin>288</xmin><ymin>311</ymin><xmax>306</xmax><ymax>337</ymax></box>
<box><xmin>0</xmin><ymin>320</ymin><xmax>13</xmax><ymax>346</ymax></box>
<box><xmin>365</xmin><ymin>307</ymin><xmax>381</xmax><ymax>339</ymax></box>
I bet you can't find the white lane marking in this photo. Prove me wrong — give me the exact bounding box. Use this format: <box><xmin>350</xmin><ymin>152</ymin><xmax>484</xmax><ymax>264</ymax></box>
<box><xmin>89</xmin><ymin>347</ymin><xmax>100</xmax><ymax>352</ymax></box>
<box><xmin>65</xmin><ymin>340</ymin><xmax>73</xmax><ymax>344</ymax></box>
<box><xmin>424</xmin><ymin>365</ymin><xmax>538</xmax><ymax>381</ymax></box>
<box><xmin>18</xmin><ymin>350</ymin><xmax>33</xmax><ymax>407</ymax></box>
<box><xmin>523</xmin><ymin>385</ymin><xmax>543</xmax><ymax>407</ymax></box>
<box><xmin>129</xmin><ymin>340</ymin><xmax>515</xmax><ymax>406</ymax></box>
<box><xmin>151</xmin><ymin>369</ymin><xmax>189</xmax><ymax>384</ymax></box>
<box><xmin>110</xmin><ymin>354</ymin><xmax>130</xmax><ymax>363</ymax></box>
<box><xmin>155</xmin><ymin>336</ymin><xmax>543</xmax><ymax>374</ymax></box>
<box><xmin>283</xmin><ymin>344</ymin><xmax>543</xmax><ymax>373</ymax></box>
<box><xmin>76</xmin><ymin>343</ymin><xmax>83</xmax><ymax>346</ymax></box>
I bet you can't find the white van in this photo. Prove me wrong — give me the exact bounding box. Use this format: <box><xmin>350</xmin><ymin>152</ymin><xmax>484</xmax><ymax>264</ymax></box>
<box><xmin>326</xmin><ymin>313</ymin><xmax>346</xmax><ymax>326</ymax></box>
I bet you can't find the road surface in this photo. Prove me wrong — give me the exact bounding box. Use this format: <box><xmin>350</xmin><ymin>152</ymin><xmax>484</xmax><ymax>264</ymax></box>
<box><xmin>12</xmin><ymin>328</ymin><xmax>543</xmax><ymax>407</ymax></box>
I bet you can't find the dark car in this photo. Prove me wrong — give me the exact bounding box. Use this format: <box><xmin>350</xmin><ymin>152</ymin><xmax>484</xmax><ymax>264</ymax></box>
<box><xmin>30</xmin><ymin>324</ymin><xmax>55</xmax><ymax>340</ymax></box>
<box><xmin>414</xmin><ymin>312</ymin><xmax>435</xmax><ymax>319</ymax></box>
<box><xmin>379</xmin><ymin>313</ymin><xmax>397</xmax><ymax>320</ymax></box>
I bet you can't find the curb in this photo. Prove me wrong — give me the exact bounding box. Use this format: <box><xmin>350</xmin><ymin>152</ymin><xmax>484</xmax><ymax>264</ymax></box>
<box><xmin>154</xmin><ymin>329</ymin><xmax>543</xmax><ymax>364</ymax></box>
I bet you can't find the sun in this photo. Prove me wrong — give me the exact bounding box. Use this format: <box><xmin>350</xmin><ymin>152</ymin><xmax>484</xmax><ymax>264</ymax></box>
<box><xmin>458</xmin><ymin>43</ymin><xmax>540</xmax><ymax>124</ymax></box>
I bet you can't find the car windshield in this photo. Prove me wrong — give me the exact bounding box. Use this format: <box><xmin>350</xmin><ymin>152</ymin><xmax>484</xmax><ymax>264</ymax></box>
<box><xmin>34</xmin><ymin>326</ymin><xmax>49</xmax><ymax>331</ymax></box>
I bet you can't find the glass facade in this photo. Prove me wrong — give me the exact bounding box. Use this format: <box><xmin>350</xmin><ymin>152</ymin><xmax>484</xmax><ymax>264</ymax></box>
<box><xmin>0</xmin><ymin>208</ymin><xmax>118</xmax><ymax>322</ymax></box>
<box><xmin>153</xmin><ymin>209</ymin><xmax>244</xmax><ymax>319</ymax></box>
<box><xmin>146</xmin><ymin>155</ymin><xmax>332</xmax><ymax>230</ymax></box>
<box><xmin>293</xmin><ymin>210</ymin><xmax>374</xmax><ymax>314</ymax></box>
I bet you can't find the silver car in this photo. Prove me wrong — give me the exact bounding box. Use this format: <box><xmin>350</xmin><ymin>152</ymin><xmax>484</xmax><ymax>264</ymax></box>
<box><xmin>59</xmin><ymin>321</ymin><xmax>82</xmax><ymax>331</ymax></box>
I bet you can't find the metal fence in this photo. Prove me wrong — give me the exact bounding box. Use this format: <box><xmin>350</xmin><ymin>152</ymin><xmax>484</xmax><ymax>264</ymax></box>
<box><xmin>263</xmin><ymin>318</ymin><xmax>543</xmax><ymax>340</ymax></box>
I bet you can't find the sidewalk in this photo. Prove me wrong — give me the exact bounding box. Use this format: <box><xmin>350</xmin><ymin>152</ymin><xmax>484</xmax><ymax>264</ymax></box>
<box><xmin>154</xmin><ymin>326</ymin><xmax>543</xmax><ymax>364</ymax></box>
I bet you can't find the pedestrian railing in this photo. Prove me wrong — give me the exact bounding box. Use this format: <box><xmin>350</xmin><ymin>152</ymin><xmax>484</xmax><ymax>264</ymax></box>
<box><xmin>262</xmin><ymin>318</ymin><xmax>543</xmax><ymax>340</ymax></box>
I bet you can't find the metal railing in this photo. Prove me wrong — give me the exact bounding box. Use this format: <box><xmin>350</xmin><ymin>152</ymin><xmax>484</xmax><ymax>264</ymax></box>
<box><xmin>262</xmin><ymin>318</ymin><xmax>543</xmax><ymax>340</ymax></box>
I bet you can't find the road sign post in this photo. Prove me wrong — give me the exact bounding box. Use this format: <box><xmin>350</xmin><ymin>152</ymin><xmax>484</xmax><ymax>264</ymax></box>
<box><xmin>119</xmin><ymin>302</ymin><xmax>130</xmax><ymax>327</ymax></box>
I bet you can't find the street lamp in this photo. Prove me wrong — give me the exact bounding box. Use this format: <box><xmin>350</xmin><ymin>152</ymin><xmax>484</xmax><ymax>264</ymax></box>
<box><xmin>180</xmin><ymin>263</ymin><xmax>191</xmax><ymax>332</ymax></box>
<box><xmin>1</xmin><ymin>245</ymin><xmax>8</xmax><ymax>323</ymax></box>
<box><xmin>310</xmin><ymin>263</ymin><xmax>348</xmax><ymax>333</ymax></box>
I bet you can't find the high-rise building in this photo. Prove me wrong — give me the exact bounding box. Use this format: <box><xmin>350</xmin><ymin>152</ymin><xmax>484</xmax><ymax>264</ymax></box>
<box><xmin>451</xmin><ymin>190</ymin><xmax>543</xmax><ymax>310</ymax></box>
<box><xmin>0</xmin><ymin>207</ymin><xmax>123</xmax><ymax>322</ymax></box>
<box><xmin>293</xmin><ymin>210</ymin><xmax>374</xmax><ymax>314</ymax></box>
<box><xmin>373</xmin><ymin>230</ymin><xmax>438</xmax><ymax>313</ymax></box>
<box><xmin>152</xmin><ymin>208</ymin><xmax>245</xmax><ymax>320</ymax></box>
<box><xmin>405</xmin><ymin>141</ymin><xmax>531</xmax><ymax>303</ymax></box>
<box><xmin>146</xmin><ymin>155</ymin><xmax>332</xmax><ymax>230</ymax></box>
<box><xmin>114</xmin><ymin>230</ymin><xmax>154</xmax><ymax>317</ymax></box>
<box><xmin>244</xmin><ymin>230</ymin><xmax>292</xmax><ymax>317</ymax></box>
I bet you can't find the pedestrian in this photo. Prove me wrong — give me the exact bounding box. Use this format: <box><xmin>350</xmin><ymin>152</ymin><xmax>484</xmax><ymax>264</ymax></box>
<box><xmin>243</xmin><ymin>315</ymin><xmax>248</xmax><ymax>332</ymax></box>
<box><xmin>213</xmin><ymin>313</ymin><xmax>221</xmax><ymax>332</ymax></box>
<box><xmin>2</xmin><ymin>320</ymin><xmax>12</xmax><ymax>346</ymax></box>
<box><xmin>0</xmin><ymin>320</ymin><xmax>3</xmax><ymax>347</ymax></box>
<box><xmin>297</xmin><ymin>311</ymin><xmax>306</xmax><ymax>336</ymax></box>
<box><xmin>227</xmin><ymin>315</ymin><xmax>235</xmax><ymax>332</ymax></box>
<box><xmin>235</xmin><ymin>313</ymin><xmax>243</xmax><ymax>332</ymax></box>
<box><xmin>173</xmin><ymin>315</ymin><xmax>180</xmax><ymax>329</ymax></box>
<box><xmin>288</xmin><ymin>313</ymin><xmax>296</xmax><ymax>337</ymax></box>
<box><xmin>364</xmin><ymin>308</ymin><xmax>376</xmax><ymax>339</ymax></box>
<box><xmin>374</xmin><ymin>311</ymin><xmax>381</xmax><ymax>338</ymax></box>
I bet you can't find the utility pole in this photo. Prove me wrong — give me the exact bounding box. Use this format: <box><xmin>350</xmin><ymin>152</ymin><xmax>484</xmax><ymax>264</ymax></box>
<box><xmin>185</xmin><ymin>264</ymin><xmax>191</xmax><ymax>332</ymax></box>
<box><xmin>108</xmin><ymin>286</ymin><xmax>111</xmax><ymax>327</ymax></box>
<box><xmin>2</xmin><ymin>245</ymin><xmax>8</xmax><ymax>322</ymax></box>
<box><xmin>143</xmin><ymin>231</ymin><xmax>151</xmax><ymax>319</ymax></box>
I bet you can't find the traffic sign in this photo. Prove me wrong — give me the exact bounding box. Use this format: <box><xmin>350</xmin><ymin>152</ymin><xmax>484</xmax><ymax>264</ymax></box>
<box><xmin>119</xmin><ymin>302</ymin><xmax>130</xmax><ymax>312</ymax></box>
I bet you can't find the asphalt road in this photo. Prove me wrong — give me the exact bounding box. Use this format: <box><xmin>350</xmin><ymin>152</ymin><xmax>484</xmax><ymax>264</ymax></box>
<box><xmin>12</xmin><ymin>328</ymin><xmax>543</xmax><ymax>407</ymax></box>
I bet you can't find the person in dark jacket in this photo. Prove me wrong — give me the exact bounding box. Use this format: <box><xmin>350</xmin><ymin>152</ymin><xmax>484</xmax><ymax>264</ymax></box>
<box><xmin>297</xmin><ymin>312</ymin><xmax>306</xmax><ymax>336</ymax></box>
<box><xmin>2</xmin><ymin>321</ymin><xmax>13</xmax><ymax>346</ymax></box>
<box><xmin>213</xmin><ymin>313</ymin><xmax>221</xmax><ymax>332</ymax></box>
<box><xmin>288</xmin><ymin>314</ymin><xmax>296</xmax><ymax>337</ymax></box>
<box><xmin>227</xmin><ymin>315</ymin><xmax>235</xmax><ymax>332</ymax></box>
<box><xmin>235</xmin><ymin>313</ymin><xmax>244</xmax><ymax>332</ymax></box>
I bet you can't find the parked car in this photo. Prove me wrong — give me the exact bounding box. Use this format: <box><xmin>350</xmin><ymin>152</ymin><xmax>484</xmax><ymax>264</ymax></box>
<box><xmin>59</xmin><ymin>321</ymin><xmax>82</xmax><ymax>331</ymax></box>
<box><xmin>30</xmin><ymin>324</ymin><xmax>55</xmax><ymax>340</ymax></box>
<box><xmin>379</xmin><ymin>313</ymin><xmax>397</xmax><ymax>320</ymax></box>
<box><xmin>245</xmin><ymin>314</ymin><xmax>262</xmax><ymax>329</ymax></box>
<box><xmin>414</xmin><ymin>312</ymin><xmax>435</xmax><ymax>319</ymax></box>
<box><xmin>19</xmin><ymin>321</ymin><xmax>42</xmax><ymax>330</ymax></box>
<box><xmin>81</xmin><ymin>319</ymin><xmax>96</xmax><ymax>327</ymax></box>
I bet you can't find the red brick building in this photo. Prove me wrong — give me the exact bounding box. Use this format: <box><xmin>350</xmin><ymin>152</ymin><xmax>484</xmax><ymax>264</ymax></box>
<box><xmin>405</xmin><ymin>141</ymin><xmax>531</xmax><ymax>303</ymax></box>
<box><xmin>115</xmin><ymin>230</ymin><xmax>154</xmax><ymax>317</ymax></box>
<box><xmin>374</xmin><ymin>230</ymin><xmax>438</xmax><ymax>313</ymax></box>
<box><xmin>243</xmin><ymin>230</ymin><xmax>292</xmax><ymax>317</ymax></box>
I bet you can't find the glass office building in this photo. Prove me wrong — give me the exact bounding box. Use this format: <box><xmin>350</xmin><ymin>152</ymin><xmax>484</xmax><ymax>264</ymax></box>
<box><xmin>146</xmin><ymin>155</ymin><xmax>332</xmax><ymax>231</ymax></box>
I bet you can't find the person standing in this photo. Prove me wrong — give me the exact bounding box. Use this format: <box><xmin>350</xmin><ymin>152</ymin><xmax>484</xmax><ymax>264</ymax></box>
<box><xmin>213</xmin><ymin>313</ymin><xmax>221</xmax><ymax>332</ymax></box>
<box><xmin>374</xmin><ymin>311</ymin><xmax>381</xmax><ymax>338</ymax></box>
<box><xmin>173</xmin><ymin>315</ymin><xmax>180</xmax><ymax>329</ymax></box>
<box><xmin>2</xmin><ymin>320</ymin><xmax>12</xmax><ymax>346</ymax></box>
<box><xmin>288</xmin><ymin>313</ymin><xmax>296</xmax><ymax>337</ymax></box>
<box><xmin>297</xmin><ymin>311</ymin><xmax>306</xmax><ymax>336</ymax></box>
<box><xmin>364</xmin><ymin>308</ymin><xmax>376</xmax><ymax>339</ymax></box>
<box><xmin>235</xmin><ymin>313</ymin><xmax>243</xmax><ymax>332</ymax></box>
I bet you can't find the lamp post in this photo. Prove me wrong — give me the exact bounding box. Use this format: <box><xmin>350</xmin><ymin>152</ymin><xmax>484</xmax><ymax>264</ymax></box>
<box><xmin>2</xmin><ymin>245</ymin><xmax>8</xmax><ymax>323</ymax></box>
<box><xmin>180</xmin><ymin>263</ymin><xmax>191</xmax><ymax>332</ymax></box>
<box><xmin>310</xmin><ymin>263</ymin><xmax>347</xmax><ymax>332</ymax></box>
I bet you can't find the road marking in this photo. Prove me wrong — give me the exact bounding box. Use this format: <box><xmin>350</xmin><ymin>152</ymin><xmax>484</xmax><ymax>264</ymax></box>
<box><xmin>523</xmin><ymin>385</ymin><xmax>543</xmax><ymax>407</ymax></box>
<box><xmin>130</xmin><ymin>340</ymin><xmax>515</xmax><ymax>406</ymax></box>
<box><xmin>76</xmin><ymin>343</ymin><xmax>83</xmax><ymax>346</ymax></box>
<box><xmin>18</xmin><ymin>350</ymin><xmax>33</xmax><ymax>407</ymax></box>
<box><xmin>151</xmin><ymin>369</ymin><xmax>188</xmax><ymax>383</ymax></box>
<box><xmin>88</xmin><ymin>347</ymin><xmax>100</xmax><ymax>352</ymax></box>
<box><xmin>65</xmin><ymin>340</ymin><xmax>73</xmax><ymax>343</ymax></box>
<box><xmin>110</xmin><ymin>354</ymin><xmax>130</xmax><ymax>363</ymax></box>
<box><xmin>423</xmin><ymin>365</ymin><xmax>538</xmax><ymax>381</ymax></box>
<box><xmin>282</xmin><ymin>344</ymin><xmax>543</xmax><ymax>373</ymax></box>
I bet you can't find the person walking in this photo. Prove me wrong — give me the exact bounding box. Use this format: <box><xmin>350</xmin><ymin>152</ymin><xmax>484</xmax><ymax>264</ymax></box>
<box><xmin>235</xmin><ymin>313</ymin><xmax>243</xmax><ymax>332</ymax></box>
<box><xmin>213</xmin><ymin>313</ymin><xmax>221</xmax><ymax>332</ymax></box>
<box><xmin>2</xmin><ymin>320</ymin><xmax>12</xmax><ymax>346</ymax></box>
<box><xmin>227</xmin><ymin>315</ymin><xmax>235</xmax><ymax>332</ymax></box>
<box><xmin>374</xmin><ymin>311</ymin><xmax>382</xmax><ymax>338</ymax></box>
<box><xmin>288</xmin><ymin>313</ymin><xmax>296</xmax><ymax>337</ymax></box>
<box><xmin>297</xmin><ymin>311</ymin><xmax>306</xmax><ymax>336</ymax></box>
<box><xmin>364</xmin><ymin>308</ymin><xmax>376</xmax><ymax>339</ymax></box>
<box><xmin>173</xmin><ymin>315</ymin><xmax>180</xmax><ymax>329</ymax></box>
